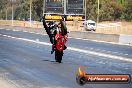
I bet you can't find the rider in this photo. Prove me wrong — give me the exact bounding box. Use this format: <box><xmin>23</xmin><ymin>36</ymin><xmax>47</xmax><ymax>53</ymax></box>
<box><xmin>56</xmin><ymin>22</ymin><xmax>68</xmax><ymax>50</ymax></box>
<box><xmin>43</xmin><ymin>18</ymin><xmax>68</xmax><ymax>55</ymax></box>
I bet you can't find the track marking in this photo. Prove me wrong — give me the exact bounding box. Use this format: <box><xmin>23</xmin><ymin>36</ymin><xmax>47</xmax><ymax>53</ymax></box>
<box><xmin>107</xmin><ymin>51</ymin><xmax>112</xmax><ymax>53</ymax></box>
<box><xmin>0</xmin><ymin>33</ymin><xmax>132</xmax><ymax>63</ymax></box>
<box><xmin>96</xmin><ymin>49</ymin><xmax>101</xmax><ymax>51</ymax></box>
<box><xmin>12</xmin><ymin>30</ymin><xmax>19</xmax><ymax>32</ymax></box>
<box><xmin>2</xmin><ymin>35</ymin><xmax>8</xmax><ymax>37</ymax></box>
<box><xmin>23</xmin><ymin>31</ymin><xmax>28</xmax><ymax>32</ymax></box>
<box><xmin>0</xmin><ymin>28</ymin><xmax>131</xmax><ymax>56</ymax></box>
<box><xmin>0</xmin><ymin>27</ymin><xmax>131</xmax><ymax>46</ymax></box>
<box><xmin>119</xmin><ymin>53</ymin><xmax>123</xmax><ymax>55</ymax></box>
<box><xmin>68</xmin><ymin>37</ymin><xmax>131</xmax><ymax>46</ymax></box>
<box><xmin>6</xmin><ymin>29</ymin><xmax>11</xmax><ymax>31</ymax></box>
<box><xmin>101</xmin><ymin>50</ymin><xmax>106</xmax><ymax>52</ymax></box>
<box><xmin>113</xmin><ymin>52</ymin><xmax>118</xmax><ymax>54</ymax></box>
<box><xmin>125</xmin><ymin>54</ymin><xmax>128</xmax><ymax>56</ymax></box>
<box><xmin>35</xmin><ymin>33</ymin><xmax>42</xmax><ymax>35</ymax></box>
<box><xmin>27</xmin><ymin>31</ymin><xmax>34</xmax><ymax>34</ymax></box>
<box><xmin>90</xmin><ymin>48</ymin><xmax>94</xmax><ymax>50</ymax></box>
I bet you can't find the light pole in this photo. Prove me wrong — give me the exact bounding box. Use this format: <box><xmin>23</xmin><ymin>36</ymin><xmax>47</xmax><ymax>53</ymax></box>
<box><xmin>43</xmin><ymin>0</ymin><xmax>45</xmax><ymax>16</ymax></box>
<box><xmin>10</xmin><ymin>0</ymin><xmax>16</xmax><ymax>26</ymax></box>
<box><xmin>63</xmin><ymin>0</ymin><xmax>67</xmax><ymax>25</ymax></box>
<box><xmin>97</xmin><ymin>0</ymin><xmax>99</xmax><ymax>23</ymax></box>
<box><xmin>64</xmin><ymin>0</ymin><xmax>66</xmax><ymax>15</ymax></box>
<box><xmin>85</xmin><ymin>0</ymin><xmax>87</xmax><ymax>21</ymax></box>
<box><xmin>30</xmin><ymin>0</ymin><xmax>32</xmax><ymax>27</ymax></box>
<box><xmin>6</xmin><ymin>9</ymin><xmax>8</xmax><ymax>20</ymax></box>
<box><xmin>11</xmin><ymin>0</ymin><xmax>14</xmax><ymax>26</ymax></box>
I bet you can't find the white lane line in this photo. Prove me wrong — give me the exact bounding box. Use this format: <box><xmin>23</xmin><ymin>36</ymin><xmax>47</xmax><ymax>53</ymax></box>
<box><xmin>35</xmin><ymin>33</ymin><xmax>40</xmax><ymax>34</ymax></box>
<box><xmin>113</xmin><ymin>52</ymin><xmax>118</xmax><ymax>54</ymax></box>
<box><xmin>12</xmin><ymin>30</ymin><xmax>19</xmax><ymax>32</ymax></box>
<box><xmin>0</xmin><ymin>28</ymin><xmax>4</xmax><ymax>29</ymax></box>
<box><xmin>90</xmin><ymin>48</ymin><xmax>94</xmax><ymax>50</ymax></box>
<box><xmin>1</xmin><ymin>33</ymin><xmax>132</xmax><ymax>63</ymax></box>
<box><xmin>0</xmin><ymin>28</ymin><xmax>10</xmax><ymax>30</ymax></box>
<box><xmin>35</xmin><ymin>33</ymin><xmax>42</xmax><ymax>35</ymax></box>
<box><xmin>101</xmin><ymin>50</ymin><xmax>106</xmax><ymax>52</ymax></box>
<box><xmin>125</xmin><ymin>54</ymin><xmax>128</xmax><ymax>56</ymax></box>
<box><xmin>68</xmin><ymin>36</ymin><xmax>130</xmax><ymax>46</ymax></box>
<box><xmin>39</xmin><ymin>33</ymin><xmax>47</xmax><ymax>35</ymax></box>
<box><xmin>23</xmin><ymin>31</ymin><xmax>28</xmax><ymax>32</ymax></box>
<box><xmin>96</xmin><ymin>49</ymin><xmax>101</xmax><ymax>51</ymax></box>
<box><xmin>3</xmin><ymin>34</ymin><xmax>51</xmax><ymax>46</ymax></box>
<box><xmin>0</xmin><ymin>29</ymin><xmax>130</xmax><ymax>56</ymax></box>
<box><xmin>119</xmin><ymin>53</ymin><xmax>123</xmax><ymax>55</ymax></box>
<box><xmin>68</xmin><ymin>47</ymin><xmax>132</xmax><ymax>63</ymax></box>
<box><xmin>107</xmin><ymin>51</ymin><xmax>112</xmax><ymax>53</ymax></box>
<box><xmin>1</xmin><ymin>28</ymin><xmax>46</xmax><ymax>36</ymax></box>
<box><xmin>1</xmin><ymin>28</ymin><xmax>131</xmax><ymax>46</ymax></box>
<box><xmin>29</xmin><ymin>32</ymin><xmax>36</xmax><ymax>34</ymax></box>
<box><xmin>2</xmin><ymin>35</ymin><xmax>8</xmax><ymax>37</ymax></box>
<box><xmin>6</xmin><ymin>29</ymin><xmax>11</xmax><ymax>30</ymax></box>
<box><xmin>22</xmin><ymin>31</ymin><xmax>46</xmax><ymax>35</ymax></box>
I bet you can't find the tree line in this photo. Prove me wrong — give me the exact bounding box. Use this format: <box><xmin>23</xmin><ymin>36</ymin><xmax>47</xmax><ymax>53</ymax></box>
<box><xmin>0</xmin><ymin>0</ymin><xmax>132</xmax><ymax>21</ymax></box>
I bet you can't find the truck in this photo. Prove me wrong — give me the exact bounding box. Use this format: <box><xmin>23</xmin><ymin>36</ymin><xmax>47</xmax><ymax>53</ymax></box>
<box><xmin>83</xmin><ymin>20</ymin><xmax>96</xmax><ymax>31</ymax></box>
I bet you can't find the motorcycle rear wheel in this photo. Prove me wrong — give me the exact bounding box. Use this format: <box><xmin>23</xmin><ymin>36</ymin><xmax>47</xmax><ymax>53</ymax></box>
<box><xmin>55</xmin><ymin>50</ymin><xmax>63</xmax><ymax>63</ymax></box>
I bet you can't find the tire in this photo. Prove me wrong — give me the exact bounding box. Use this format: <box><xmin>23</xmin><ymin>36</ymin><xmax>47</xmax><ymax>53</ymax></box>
<box><xmin>93</xmin><ymin>29</ymin><xmax>96</xmax><ymax>31</ymax></box>
<box><xmin>55</xmin><ymin>50</ymin><xmax>63</xmax><ymax>63</ymax></box>
<box><xmin>76</xmin><ymin>76</ymin><xmax>87</xmax><ymax>86</ymax></box>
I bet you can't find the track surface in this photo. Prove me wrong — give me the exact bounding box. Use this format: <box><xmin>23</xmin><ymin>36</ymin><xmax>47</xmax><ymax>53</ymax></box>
<box><xmin>0</xmin><ymin>28</ymin><xmax>132</xmax><ymax>88</ymax></box>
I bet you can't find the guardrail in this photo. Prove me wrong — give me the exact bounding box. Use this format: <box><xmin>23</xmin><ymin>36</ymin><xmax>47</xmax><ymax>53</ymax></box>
<box><xmin>69</xmin><ymin>31</ymin><xmax>119</xmax><ymax>43</ymax></box>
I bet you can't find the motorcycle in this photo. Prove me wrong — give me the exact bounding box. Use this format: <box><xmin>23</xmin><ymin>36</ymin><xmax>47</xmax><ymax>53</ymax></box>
<box><xmin>43</xmin><ymin>18</ymin><xmax>68</xmax><ymax>63</ymax></box>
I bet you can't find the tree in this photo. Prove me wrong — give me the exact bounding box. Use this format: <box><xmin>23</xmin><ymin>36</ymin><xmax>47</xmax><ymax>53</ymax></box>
<box><xmin>0</xmin><ymin>0</ymin><xmax>132</xmax><ymax>21</ymax></box>
<box><xmin>124</xmin><ymin>0</ymin><xmax>132</xmax><ymax>21</ymax></box>
<box><xmin>32</xmin><ymin>0</ymin><xmax>43</xmax><ymax>21</ymax></box>
<box><xmin>99</xmin><ymin>0</ymin><xmax>124</xmax><ymax>21</ymax></box>
<box><xmin>86</xmin><ymin>0</ymin><xmax>97</xmax><ymax>21</ymax></box>
<box><xmin>0</xmin><ymin>0</ymin><xmax>8</xmax><ymax>19</ymax></box>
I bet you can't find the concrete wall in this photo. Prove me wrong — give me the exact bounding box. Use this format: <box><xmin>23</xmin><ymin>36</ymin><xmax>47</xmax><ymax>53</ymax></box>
<box><xmin>1</xmin><ymin>25</ymin><xmax>132</xmax><ymax>45</ymax></box>
<box><xmin>119</xmin><ymin>34</ymin><xmax>132</xmax><ymax>44</ymax></box>
<box><xmin>69</xmin><ymin>31</ymin><xmax>119</xmax><ymax>43</ymax></box>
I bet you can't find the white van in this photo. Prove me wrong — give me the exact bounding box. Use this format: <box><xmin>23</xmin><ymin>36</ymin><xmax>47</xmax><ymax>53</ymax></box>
<box><xmin>83</xmin><ymin>20</ymin><xmax>96</xmax><ymax>31</ymax></box>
